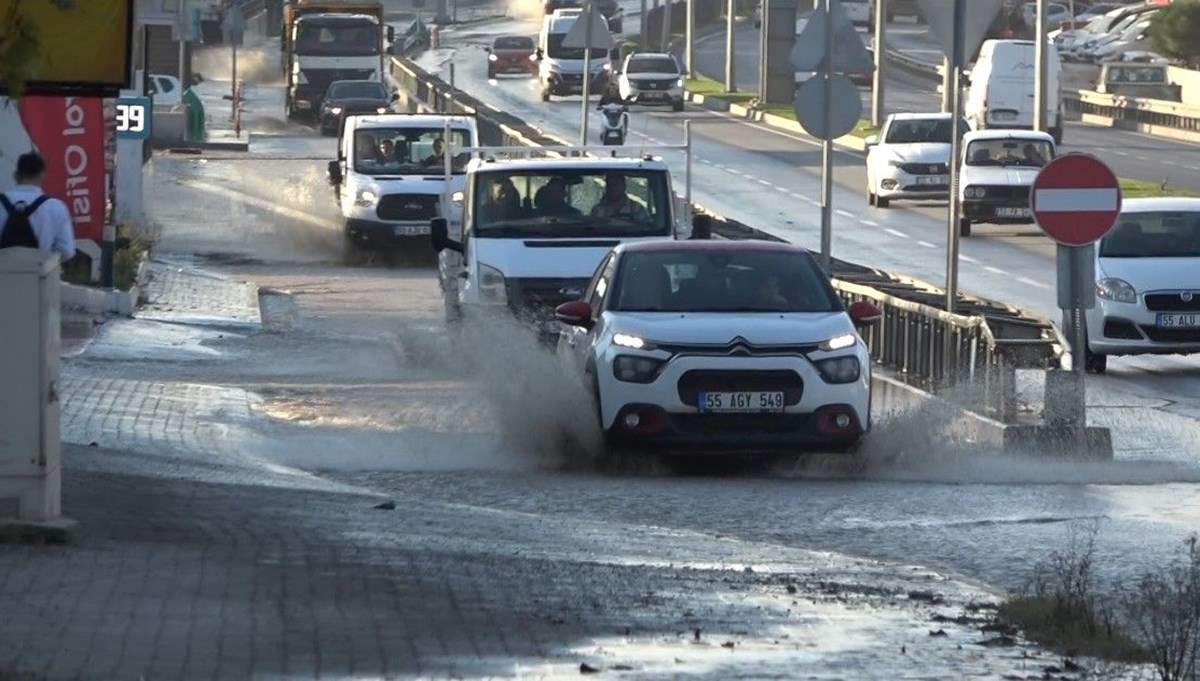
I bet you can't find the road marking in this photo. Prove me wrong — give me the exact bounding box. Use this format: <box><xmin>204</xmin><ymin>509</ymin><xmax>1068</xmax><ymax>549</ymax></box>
<box><xmin>884</xmin><ymin>228</ymin><xmax>907</xmax><ymax>238</ymax></box>
<box><xmin>1112</xmin><ymin>150</ymin><xmax>1128</xmax><ymax>156</ymax></box>
<box><xmin>1018</xmin><ymin>276</ymin><xmax>1050</xmax><ymax>289</ymax></box>
<box><xmin>775</xmin><ymin>186</ymin><xmax>791</xmax><ymax>193</ymax></box>
<box><xmin>758</xmin><ymin>179</ymin><xmax>772</xmax><ymax>186</ymax></box>
<box><xmin>960</xmin><ymin>254</ymin><xmax>980</xmax><ymax>264</ymax></box>
<box><xmin>861</xmin><ymin>219</ymin><xmax>880</xmax><ymax>227</ymax></box>
<box><xmin>836</xmin><ymin>209</ymin><xmax>855</xmax><ymax>218</ymax></box>
<box><xmin>917</xmin><ymin>240</ymin><xmax>937</xmax><ymax>248</ymax></box>
<box><xmin>984</xmin><ymin>266</ymin><xmax>1007</xmax><ymax>275</ymax></box>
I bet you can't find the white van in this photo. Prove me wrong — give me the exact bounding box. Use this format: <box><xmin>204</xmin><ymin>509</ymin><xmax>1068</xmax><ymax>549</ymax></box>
<box><xmin>534</xmin><ymin>10</ymin><xmax>614</xmax><ymax>101</ymax></box>
<box><xmin>429</xmin><ymin>145</ymin><xmax>695</xmax><ymax>338</ymax></box>
<box><xmin>964</xmin><ymin>39</ymin><xmax>1064</xmax><ymax>145</ymax></box>
<box><xmin>327</xmin><ymin>113</ymin><xmax>479</xmax><ymax>259</ymax></box>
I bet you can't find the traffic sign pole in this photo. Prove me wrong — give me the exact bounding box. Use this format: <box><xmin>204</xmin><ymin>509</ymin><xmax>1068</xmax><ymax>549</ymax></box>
<box><xmin>1032</xmin><ymin>152</ymin><xmax>1122</xmax><ymax>452</ymax></box>
<box><xmin>820</xmin><ymin>0</ymin><xmax>834</xmax><ymax>273</ymax></box>
<box><xmin>945</xmin><ymin>0</ymin><xmax>964</xmax><ymax>317</ymax></box>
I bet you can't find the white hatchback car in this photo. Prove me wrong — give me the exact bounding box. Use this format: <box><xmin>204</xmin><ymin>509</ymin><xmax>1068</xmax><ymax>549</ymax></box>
<box><xmin>617</xmin><ymin>52</ymin><xmax>685</xmax><ymax>111</ymax></box>
<box><xmin>554</xmin><ymin>239</ymin><xmax>881</xmax><ymax>456</ymax></box>
<box><xmin>1084</xmin><ymin>197</ymin><xmax>1200</xmax><ymax>373</ymax></box>
<box><xmin>865</xmin><ymin>113</ymin><xmax>964</xmax><ymax>208</ymax></box>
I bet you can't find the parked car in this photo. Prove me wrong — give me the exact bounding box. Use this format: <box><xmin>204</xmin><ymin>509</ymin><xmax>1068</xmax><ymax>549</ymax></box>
<box><xmin>865</xmin><ymin>113</ymin><xmax>966</xmax><ymax>208</ymax></box>
<box><xmin>486</xmin><ymin>35</ymin><xmax>537</xmax><ymax>78</ymax></box>
<box><xmin>554</xmin><ymin>239</ymin><xmax>881</xmax><ymax>457</ymax></box>
<box><xmin>957</xmin><ymin>129</ymin><xmax>1056</xmax><ymax>237</ymax></box>
<box><xmin>1084</xmin><ymin>198</ymin><xmax>1200</xmax><ymax>373</ymax></box>
<box><xmin>617</xmin><ymin>52</ymin><xmax>684</xmax><ymax>111</ymax></box>
<box><xmin>1022</xmin><ymin>2</ymin><xmax>1071</xmax><ymax>30</ymax></box>
<box><xmin>147</xmin><ymin>73</ymin><xmax>183</xmax><ymax>107</ymax></box>
<box><xmin>1090</xmin><ymin>16</ymin><xmax>1155</xmax><ymax>63</ymax></box>
<box><xmin>1071</xmin><ymin>7</ymin><xmax>1158</xmax><ymax>62</ymax></box>
<box><xmin>318</xmin><ymin>80</ymin><xmax>397</xmax><ymax>136</ymax></box>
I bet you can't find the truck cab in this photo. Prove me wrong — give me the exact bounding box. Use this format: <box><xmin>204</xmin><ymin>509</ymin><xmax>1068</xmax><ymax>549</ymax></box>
<box><xmin>429</xmin><ymin>146</ymin><xmax>696</xmax><ymax>338</ymax></box>
<box><xmin>328</xmin><ymin>114</ymin><xmax>480</xmax><ymax>257</ymax></box>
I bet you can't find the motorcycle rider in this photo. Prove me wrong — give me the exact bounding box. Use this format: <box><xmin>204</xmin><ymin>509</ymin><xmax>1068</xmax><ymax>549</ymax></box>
<box><xmin>597</xmin><ymin>80</ymin><xmax>625</xmax><ymax>108</ymax></box>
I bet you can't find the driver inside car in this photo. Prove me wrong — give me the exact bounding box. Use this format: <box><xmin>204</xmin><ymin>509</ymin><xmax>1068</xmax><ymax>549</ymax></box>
<box><xmin>590</xmin><ymin>174</ymin><xmax>649</xmax><ymax>221</ymax></box>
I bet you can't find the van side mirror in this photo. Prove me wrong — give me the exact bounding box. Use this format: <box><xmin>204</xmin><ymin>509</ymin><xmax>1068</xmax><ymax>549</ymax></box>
<box><xmin>327</xmin><ymin>160</ymin><xmax>342</xmax><ymax>185</ymax></box>
<box><xmin>535</xmin><ymin>48</ymin><xmax>544</xmax><ymax>60</ymax></box>
<box><xmin>864</xmin><ymin>134</ymin><xmax>878</xmax><ymax>147</ymax></box>
<box><xmin>690</xmin><ymin>213</ymin><xmax>712</xmax><ymax>239</ymax></box>
<box><xmin>386</xmin><ymin>25</ymin><xmax>395</xmax><ymax>42</ymax></box>
<box><xmin>430</xmin><ymin>217</ymin><xmax>462</xmax><ymax>253</ymax></box>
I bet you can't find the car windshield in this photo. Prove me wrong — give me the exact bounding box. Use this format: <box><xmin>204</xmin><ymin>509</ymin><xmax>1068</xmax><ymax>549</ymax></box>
<box><xmin>884</xmin><ymin>118</ymin><xmax>966</xmax><ymax>144</ymax></box>
<box><xmin>1099</xmin><ymin>211</ymin><xmax>1200</xmax><ymax>258</ymax></box>
<box><xmin>546</xmin><ymin>33</ymin><xmax>587</xmax><ymax>60</ymax></box>
<box><xmin>295</xmin><ymin>21</ymin><xmax>379</xmax><ymax>56</ymax></box>
<box><xmin>353</xmin><ymin>128</ymin><xmax>472</xmax><ymax>175</ymax></box>
<box><xmin>610</xmin><ymin>250</ymin><xmax>842</xmax><ymax>313</ymax></box>
<box><xmin>626</xmin><ymin>57</ymin><xmax>679</xmax><ymax>74</ymax></box>
<box><xmin>965</xmin><ymin>139</ymin><xmax>1054</xmax><ymax>167</ymax></box>
<box><xmin>494</xmin><ymin>36</ymin><xmax>534</xmax><ymax>49</ymax></box>
<box><xmin>472</xmin><ymin>169</ymin><xmax>671</xmax><ymax>238</ymax></box>
<box><xmin>328</xmin><ymin>81</ymin><xmax>387</xmax><ymax>99</ymax></box>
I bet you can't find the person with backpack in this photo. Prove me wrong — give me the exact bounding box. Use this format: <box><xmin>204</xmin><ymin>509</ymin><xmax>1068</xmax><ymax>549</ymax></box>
<box><xmin>1</xmin><ymin>151</ymin><xmax>76</xmax><ymax>259</ymax></box>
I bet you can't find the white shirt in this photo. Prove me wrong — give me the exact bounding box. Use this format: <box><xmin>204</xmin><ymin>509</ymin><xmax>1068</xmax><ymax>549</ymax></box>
<box><xmin>1</xmin><ymin>184</ymin><xmax>76</xmax><ymax>259</ymax></box>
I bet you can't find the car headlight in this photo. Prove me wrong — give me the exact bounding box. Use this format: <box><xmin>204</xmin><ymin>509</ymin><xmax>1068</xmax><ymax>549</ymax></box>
<box><xmin>819</xmin><ymin>333</ymin><xmax>857</xmax><ymax>352</ymax></box>
<box><xmin>297</xmin><ymin>71</ymin><xmax>309</xmax><ymax>84</ymax></box>
<box><xmin>613</xmin><ymin>333</ymin><xmax>655</xmax><ymax>350</ymax></box>
<box><xmin>964</xmin><ymin>186</ymin><xmax>985</xmax><ymax>198</ymax></box>
<box><xmin>1096</xmin><ymin>277</ymin><xmax>1137</xmax><ymax>304</ymax></box>
<box><xmin>675</xmin><ymin>78</ymin><xmax>684</xmax><ymax>87</ymax></box>
<box><xmin>329</xmin><ymin>106</ymin><xmax>343</xmax><ymax>114</ymax></box>
<box><xmin>376</xmin><ymin>106</ymin><xmax>388</xmax><ymax>114</ymax></box>
<box><xmin>451</xmin><ymin>190</ymin><xmax>464</xmax><ymax>203</ymax></box>
<box><xmin>354</xmin><ymin>189</ymin><xmax>379</xmax><ymax>206</ymax></box>
<box><xmin>488</xmin><ymin>53</ymin><xmax>498</xmax><ymax>62</ymax></box>
<box><xmin>814</xmin><ymin>356</ymin><xmax>861</xmax><ymax>384</ymax></box>
<box><xmin>612</xmin><ymin>355</ymin><xmax>665</xmax><ymax>383</ymax></box>
<box><xmin>477</xmin><ymin>263</ymin><xmax>508</xmax><ymax>304</ymax></box>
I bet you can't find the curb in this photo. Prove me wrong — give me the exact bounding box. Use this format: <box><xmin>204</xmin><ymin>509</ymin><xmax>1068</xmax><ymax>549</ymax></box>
<box><xmin>684</xmin><ymin>90</ymin><xmax>870</xmax><ymax>153</ymax></box>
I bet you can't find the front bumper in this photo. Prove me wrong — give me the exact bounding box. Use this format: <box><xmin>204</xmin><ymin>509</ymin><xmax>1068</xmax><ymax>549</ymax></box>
<box><xmin>876</xmin><ymin>166</ymin><xmax>950</xmax><ymax>200</ymax></box>
<box><xmin>623</xmin><ymin>87</ymin><xmax>683</xmax><ymax>105</ymax></box>
<box><xmin>546</xmin><ymin>71</ymin><xmax>610</xmax><ymax>95</ymax></box>
<box><xmin>345</xmin><ymin>218</ymin><xmax>433</xmax><ymax>247</ymax></box>
<box><xmin>961</xmin><ymin>197</ymin><xmax>1033</xmax><ymax>224</ymax></box>
<box><xmin>596</xmin><ymin>353</ymin><xmax>871</xmax><ymax>453</ymax></box>
<box><xmin>490</xmin><ymin>57</ymin><xmax>537</xmax><ymax>74</ymax></box>
<box><xmin>1086</xmin><ymin>297</ymin><xmax>1200</xmax><ymax>356</ymax></box>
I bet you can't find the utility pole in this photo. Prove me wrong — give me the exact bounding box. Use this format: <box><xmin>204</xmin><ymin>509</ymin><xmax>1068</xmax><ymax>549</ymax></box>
<box><xmin>945</xmin><ymin>0</ymin><xmax>966</xmax><ymax>315</ymax></box>
<box><xmin>686</xmin><ymin>0</ymin><xmax>695</xmax><ymax>78</ymax></box>
<box><xmin>178</xmin><ymin>0</ymin><xmax>187</xmax><ymax>87</ymax></box>
<box><xmin>871</xmin><ymin>0</ymin><xmax>885</xmax><ymax>126</ymax></box>
<box><xmin>725</xmin><ymin>0</ymin><xmax>736</xmax><ymax>91</ymax></box>
<box><xmin>940</xmin><ymin>56</ymin><xmax>951</xmax><ymax>112</ymax></box>
<box><xmin>660</xmin><ymin>0</ymin><xmax>672</xmax><ymax>53</ymax></box>
<box><xmin>641</xmin><ymin>0</ymin><xmax>649</xmax><ymax>52</ymax></box>
<box><xmin>819</xmin><ymin>0</ymin><xmax>834</xmax><ymax>273</ymax></box>
<box><xmin>580</xmin><ymin>3</ymin><xmax>595</xmax><ymax>145</ymax></box>
<box><xmin>1033</xmin><ymin>0</ymin><xmax>1048</xmax><ymax>133</ymax></box>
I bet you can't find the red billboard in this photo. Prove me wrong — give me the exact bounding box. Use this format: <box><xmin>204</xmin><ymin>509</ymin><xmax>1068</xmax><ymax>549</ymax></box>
<box><xmin>14</xmin><ymin>96</ymin><xmax>108</xmax><ymax>243</ymax></box>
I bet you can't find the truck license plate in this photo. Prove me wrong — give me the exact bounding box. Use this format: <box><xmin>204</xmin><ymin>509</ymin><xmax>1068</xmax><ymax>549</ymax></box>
<box><xmin>1157</xmin><ymin>313</ymin><xmax>1200</xmax><ymax>328</ymax></box>
<box><xmin>697</xmin><ymin>391</ymin><xmax>785</xmax><ymax>413</ymax></box>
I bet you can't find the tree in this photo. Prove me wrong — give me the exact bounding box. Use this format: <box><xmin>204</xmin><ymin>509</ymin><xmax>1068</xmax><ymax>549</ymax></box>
<box><xmin>1149</xmin><ymin>0</ymin><xmax>1200</xmax><ymax>70</ymax></box>
<box><xmin>0</xmin><ymin>0</ymin><xmax>77</xmax><ymax>98</ymax></box>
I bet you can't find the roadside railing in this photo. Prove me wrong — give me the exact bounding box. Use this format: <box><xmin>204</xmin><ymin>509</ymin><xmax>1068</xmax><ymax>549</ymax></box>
<box><xmin>387</xmin><ymin>55</ymin><xmax>1066</xmax><ymax>423</ymax></box>
<box><xmin>886</xmin><ymin>48</ymin><xmax>1200</xmax><ymax>135</ymax></box>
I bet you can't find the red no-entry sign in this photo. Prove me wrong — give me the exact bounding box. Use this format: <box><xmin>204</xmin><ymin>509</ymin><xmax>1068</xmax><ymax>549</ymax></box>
<box><xmin>1031</xmin><ymin>153</ymin><xmax>1123</xmax><ymax>247</ymax></box>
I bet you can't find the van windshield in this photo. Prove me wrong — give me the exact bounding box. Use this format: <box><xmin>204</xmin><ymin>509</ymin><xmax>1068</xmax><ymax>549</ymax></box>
<box><xmin>353</xmin><ymin>128</ymin><xmax>472</xmax><ymax>175</ymax></box>
<box><xmin>472</xmin><ymin>169</ymin><xmax>672</xmax><ymax>238</ymax></box>
<box><xmin>546</xmin><ymin>32</ymin><xmax>588</xmax><ymax>60</ymax></box>
<box><xmin>965</xmin><ymin>139</ymin><xmax>1054</xmax><ymax>167</ymax></box>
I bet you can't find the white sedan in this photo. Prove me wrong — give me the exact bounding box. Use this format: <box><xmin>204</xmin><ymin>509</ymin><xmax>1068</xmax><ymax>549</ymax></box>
<box><xmin>554</xmin><ymin>239</ymin><xmax>881</xmax><ymax>457</ymax></box>
<box><xmin>1084</xmin><ymin>197</ymin><xmax>1200</xmax><ymax>373</ymax></box>
<box><xmin>865</xmin><ymin>113</ymin><xmax>961</xmax><ymax>208</ymax></box>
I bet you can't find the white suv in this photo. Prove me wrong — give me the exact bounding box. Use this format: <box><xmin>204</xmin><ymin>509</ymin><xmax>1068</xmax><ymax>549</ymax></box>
<box><xmin>617</xmin><ymin>53</ymin><xmax>685</xmax><ymax>111</ymax></box>
<box><xmin>555</xmin><ymin>239</ymin><xmax>881</xmax><ymax>457</ymax></box>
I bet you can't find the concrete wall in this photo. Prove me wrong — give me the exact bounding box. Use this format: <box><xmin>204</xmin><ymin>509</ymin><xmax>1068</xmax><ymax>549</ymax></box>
<box><xmin>1169</xmin><ymin>65</ymin><xmax>1200</xmax><ymax>105</ymax></box>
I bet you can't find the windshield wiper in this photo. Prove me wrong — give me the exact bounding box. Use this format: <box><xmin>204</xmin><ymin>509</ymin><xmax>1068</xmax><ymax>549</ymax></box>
<box><xmin>478</xmin><ymin>225</ymin><xmax>565</xmax><ymax>237</ymax></box>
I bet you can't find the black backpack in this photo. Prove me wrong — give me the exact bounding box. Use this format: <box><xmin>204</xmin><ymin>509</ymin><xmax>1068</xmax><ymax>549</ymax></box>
<box><xmin>0</xmin><ymin>194</ymin><xmax>48</xmax><ymax>249</ymax></box>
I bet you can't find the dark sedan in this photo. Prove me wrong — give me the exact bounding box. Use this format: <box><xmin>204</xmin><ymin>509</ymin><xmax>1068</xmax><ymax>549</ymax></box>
<box><xmin>318</xmin><ymin>80</ymin><xmax>398</xmax><ymax>136</ymax></box>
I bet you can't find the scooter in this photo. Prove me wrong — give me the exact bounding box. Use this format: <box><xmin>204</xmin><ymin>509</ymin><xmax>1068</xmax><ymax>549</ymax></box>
<box><xmin>598</xmin><ymin>102</ymin><xmax>628</xmax><ymax>146</ymax></box>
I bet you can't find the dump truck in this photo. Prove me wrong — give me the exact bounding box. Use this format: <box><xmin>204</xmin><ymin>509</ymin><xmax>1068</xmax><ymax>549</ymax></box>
<box><xmin>281</xmin><ymin>0</ymin><xmax>395</xmax><ymax>119</ymax></box>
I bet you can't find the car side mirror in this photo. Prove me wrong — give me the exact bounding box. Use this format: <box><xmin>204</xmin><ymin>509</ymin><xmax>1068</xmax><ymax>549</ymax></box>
<box><xmin>391</xmin><ymin>92</ymin><xmax>400</xmax><ymax>101</ymax></box>
<box><xmin>690</xmin><ymin>213</ymin><xmax>712</xmax><ymax>239</ymax></box>
<box><xmin>430</xmin><ymin>217</ymin><xmax>462</xmax><ymax>253</ymax></box>
<box><xmin>864</xmin><ymin>134</ymin><xmax>878</xmax><ymax>147</ymax></box>
<box><xmin>535</xmin><ymin>48</ymin><xmax>544</xmax><ymax>60</ymax></box>
<box><xmin>483</xmin><ymin>46</ymin><xmax>492</xmax><ymax>53</ymax></box>
<box><xmin>554</xmin><ymin>300</ymin><xmax>593</xmax><ymax>328</ymax></box>
<box><xmin>848</xmin><ymin>301</ymin><xmax>882</xmax><ymax>327</ymax></box>
<box><xmin>327</xmin><ymin>160</ymin><xmax>342</xmax><ymax>185</ymax></box>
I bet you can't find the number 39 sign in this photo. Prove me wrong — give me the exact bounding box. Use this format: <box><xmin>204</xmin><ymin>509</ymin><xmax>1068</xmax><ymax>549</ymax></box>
<box><xmin>115</xmin><ymin>97</ymin><xmax>152</xmax><ymax>140</ymax></box>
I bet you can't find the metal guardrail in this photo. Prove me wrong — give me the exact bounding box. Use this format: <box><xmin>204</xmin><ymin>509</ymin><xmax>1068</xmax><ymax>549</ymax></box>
<box><xmin>388</xmin><ymin>55</ymin><xmax>1065</xmax><ymax>423</ymax></box>
<box><xmin>886</xmin><ymin>47</ymin><xmax>1200</xmax><ymax>134</ymax></box>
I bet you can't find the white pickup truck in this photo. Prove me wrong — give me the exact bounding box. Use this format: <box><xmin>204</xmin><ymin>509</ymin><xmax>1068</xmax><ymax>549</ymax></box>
<box><xmin>327</xmin><ymin>113</ymin><xmax>479</xmax><ymax>260</ymax></box>
<box><xmin>429</xmin><ymin>142</ymin><xmax>698</xmax><ymax>341</ymax></box>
